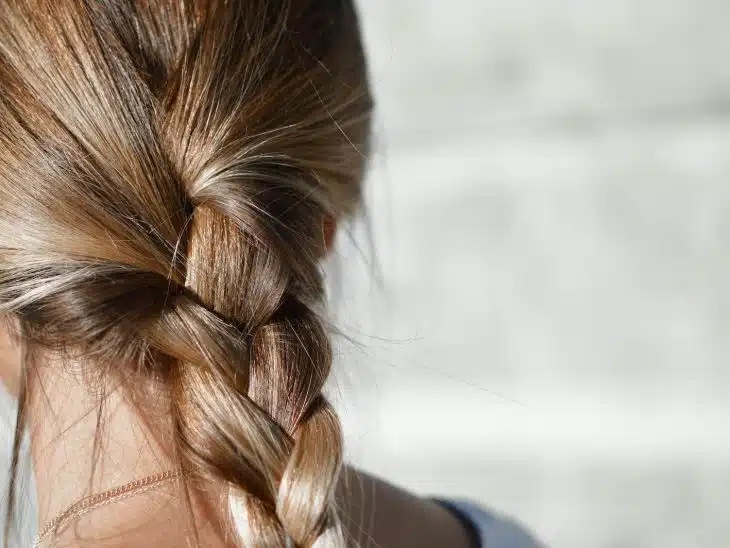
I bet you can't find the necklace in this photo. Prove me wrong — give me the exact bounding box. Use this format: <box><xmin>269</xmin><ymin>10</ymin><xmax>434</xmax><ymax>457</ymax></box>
<box><xmin>33</xmin><ymin>469</ymin><xmax>187</xmax><ymax>548</ymax></box>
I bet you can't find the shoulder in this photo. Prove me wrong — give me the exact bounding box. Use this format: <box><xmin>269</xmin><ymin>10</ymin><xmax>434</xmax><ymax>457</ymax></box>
<box><xmin>339</xmin><ymin>467</ymin><xmax>475</xmax><ymax>548</ymax></box>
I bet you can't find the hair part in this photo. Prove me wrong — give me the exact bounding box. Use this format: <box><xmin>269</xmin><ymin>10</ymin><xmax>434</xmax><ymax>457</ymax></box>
<box><xmin>0</xmin><ymin>0</ymin><xmax>372</xmax><ymax>545</ymax></box>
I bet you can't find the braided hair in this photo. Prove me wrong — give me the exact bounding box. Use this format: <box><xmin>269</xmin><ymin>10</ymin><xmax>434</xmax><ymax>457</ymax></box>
<box><xmin>0</xmin><ymin>0</ymin><xmax>372</xmax><ymax>546</ymax></box>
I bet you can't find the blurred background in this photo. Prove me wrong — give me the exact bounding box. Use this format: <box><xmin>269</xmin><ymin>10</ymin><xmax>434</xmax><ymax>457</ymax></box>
<box><xmin>327</xmin><ymin>1</ymin><xmax>730</xmax><ymax>547</ymax></box>
<box><xmin>3</xmin><ymin>1</ymin><xmax>730</xmax><ymax>547</ymax></box>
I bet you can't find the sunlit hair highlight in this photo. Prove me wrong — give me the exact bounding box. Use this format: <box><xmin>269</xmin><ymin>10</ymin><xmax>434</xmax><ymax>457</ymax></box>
<box><xmin>0</xmin><ymin>0</ymin><xmax>372</xmax><ymax>546</ymax></box>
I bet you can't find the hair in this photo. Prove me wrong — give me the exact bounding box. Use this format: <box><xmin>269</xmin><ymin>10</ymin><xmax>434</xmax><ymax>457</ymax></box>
<box><xmin>0</xmin><ymin>0</ymin><xmax>372</xmax><ymax>546</ymax></box>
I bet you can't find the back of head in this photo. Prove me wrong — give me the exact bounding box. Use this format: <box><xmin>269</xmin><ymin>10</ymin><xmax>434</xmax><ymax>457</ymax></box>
<box><xmin>0</xmin><ymin>0</ymin><xmax>372</xmax><ymax>545</ymax></box>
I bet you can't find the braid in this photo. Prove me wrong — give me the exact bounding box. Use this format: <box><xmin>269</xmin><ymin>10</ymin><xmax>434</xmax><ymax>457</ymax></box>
<box><xmin>0</xmin><ymin>0</ymin><xmax>372</xmax><ymax>546</ymax></box>
<box><xmin>149</xmin><ymin>196</ymin><xmax>344</xmax><ymax>546</ymax></box>
<box><xmin>145</xmin><ymin>3</ymin><xmax>370</xmax><ymax>544</ymax></box>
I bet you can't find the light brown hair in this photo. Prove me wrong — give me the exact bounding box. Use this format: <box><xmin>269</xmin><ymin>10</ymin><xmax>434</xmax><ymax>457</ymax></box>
<box><xmin>0</xmin><ymin>0</ymin><xmax>372</xmax><ymax>545</ymax></box>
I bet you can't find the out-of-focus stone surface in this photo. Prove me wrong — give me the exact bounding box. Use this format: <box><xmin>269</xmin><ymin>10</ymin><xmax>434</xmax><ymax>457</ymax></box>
<box><xmin>330</xmin><ymin>2</ymin><xmax>730</xmax><ymax>547</ymax></box>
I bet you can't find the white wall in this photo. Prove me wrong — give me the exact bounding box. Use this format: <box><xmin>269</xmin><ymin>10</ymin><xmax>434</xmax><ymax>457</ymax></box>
<box><xmin>330</xmin><ymin>1</ymin><xmax>730</xmax><ymax>547</ymax></box>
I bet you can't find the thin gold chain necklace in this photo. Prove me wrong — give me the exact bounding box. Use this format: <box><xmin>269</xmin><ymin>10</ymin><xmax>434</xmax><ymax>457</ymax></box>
<box><xmin>33</xmin><ymin>469</ymin><xmax>187</xmax><ymax>548</ymax></box>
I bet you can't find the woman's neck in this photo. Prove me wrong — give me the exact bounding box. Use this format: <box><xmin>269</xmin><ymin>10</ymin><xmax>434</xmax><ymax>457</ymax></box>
<box><xmin>21</xmin><ymin>354</ymin><xmax>229</xmax><ymax>546</ymax></box>
<box><xmin>28</xmin><ymin>358</ymin><xmax>179</xmax><ymax>541</ymax></box>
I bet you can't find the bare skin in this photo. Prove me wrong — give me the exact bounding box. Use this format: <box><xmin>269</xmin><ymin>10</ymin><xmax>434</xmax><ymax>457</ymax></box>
<box><xmin>0</xmin><ymin>328</ymin><xmax>472</xmax><ymax>548</ymax></box>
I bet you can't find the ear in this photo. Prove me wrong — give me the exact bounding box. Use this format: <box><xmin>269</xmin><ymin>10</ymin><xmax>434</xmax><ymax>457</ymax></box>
<box><xmin>0</xmin><ymin>316</ymin><xmax>22</xmax><ymax>398</ymax></box>
<box><xmin>322</xmin><ymin>215</ymin><xmax>337</xmax><ymax>256</ymax></box>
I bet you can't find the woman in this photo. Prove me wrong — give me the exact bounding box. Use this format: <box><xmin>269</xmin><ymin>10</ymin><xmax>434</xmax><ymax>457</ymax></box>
<box><xmin>0</xmin><ymin>1</ymin><xmax>545</xmax><ymax>546</ymax></box>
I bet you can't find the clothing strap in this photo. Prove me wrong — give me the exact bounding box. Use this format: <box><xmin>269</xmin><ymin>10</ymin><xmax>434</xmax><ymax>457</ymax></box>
<box><xmin>432</xmin><ymin>498</ymin><xmax>547</xmax><ymax>548</ymax></box>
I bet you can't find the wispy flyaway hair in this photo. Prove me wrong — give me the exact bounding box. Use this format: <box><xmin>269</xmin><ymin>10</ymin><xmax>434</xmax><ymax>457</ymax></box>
<box><xmin>0</xmin><ymin>0</ymin><xmax>372</xmax><ymax>545</ymax></box>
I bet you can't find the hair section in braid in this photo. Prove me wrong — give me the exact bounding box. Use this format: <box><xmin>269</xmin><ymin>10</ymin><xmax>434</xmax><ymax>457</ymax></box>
<box><xmin>0</xmin><ymin>0</ymin><xmax>372</xmax><ymax>546</ymax></box>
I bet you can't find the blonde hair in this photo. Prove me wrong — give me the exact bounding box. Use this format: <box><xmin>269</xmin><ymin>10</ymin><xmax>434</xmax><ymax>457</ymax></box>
<box><xmin>0</xmin><ymin>0</ymin><xmax>372</xmax><ymax>546</ymax></box>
